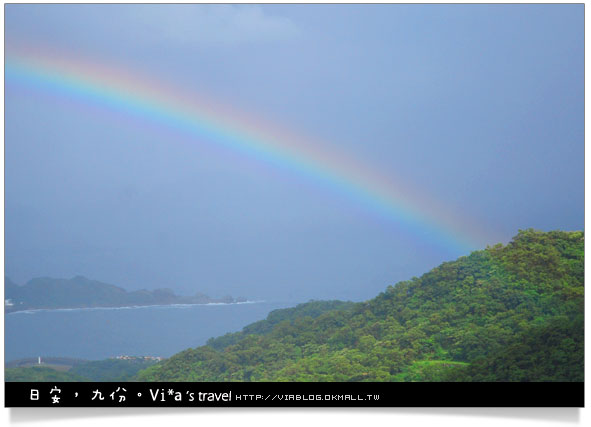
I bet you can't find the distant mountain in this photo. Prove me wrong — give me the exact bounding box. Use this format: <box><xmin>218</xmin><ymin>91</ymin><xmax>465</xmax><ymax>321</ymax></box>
<box><xmin>136</xmin><ymin>229</ymin><xmax>584</xmax><ymax>382</ymax></box>
<box><xmin>4</xmin><ymin>275</ymin><xmax>246</xmax><ymax>313</ymax></box>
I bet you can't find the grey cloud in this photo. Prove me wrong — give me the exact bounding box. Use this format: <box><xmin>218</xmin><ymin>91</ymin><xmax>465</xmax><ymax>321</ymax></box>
<box><xmin>132</xmin><ymin>5</ymin><xmax>300</xmax><ymax>46</ymax></box>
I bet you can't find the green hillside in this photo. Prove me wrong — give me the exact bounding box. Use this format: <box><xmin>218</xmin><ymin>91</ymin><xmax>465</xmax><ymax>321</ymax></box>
<box><xmin>5</xmin><ymin>358</ymin><xmax>160</xmax><ymax>382</ymax></box>
<box><xmin>5</xmin><ymin>367</ymin><xmax>88</xmax><ymax>382</ymax></box>
<box><xmin>137</xmin><ymin>229</ymin><xmax>584</xmax><ymax>382</ymax></box>
<box><xmin>69</xmin><ymin>358</ymin><xmax>160</xmax><ymax>381</ymax></box>
<box><xmin>206</xmin><ymin>300</ymin><xmax>357</xmax><ymax>351</ymax></box>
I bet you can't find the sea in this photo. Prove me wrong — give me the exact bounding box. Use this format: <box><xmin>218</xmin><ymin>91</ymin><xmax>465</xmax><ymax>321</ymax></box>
<box><xmin>4</xmin><ymin>301</ymin><xmax>294</xmax><ymax>362</ymax></box>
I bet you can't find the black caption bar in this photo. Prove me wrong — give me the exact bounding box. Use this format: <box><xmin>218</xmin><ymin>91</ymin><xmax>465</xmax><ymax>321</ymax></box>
<box><xmin>5</xmin><ymin>382</ymin><xmax>584</xmax><ymax>407</ymax></box>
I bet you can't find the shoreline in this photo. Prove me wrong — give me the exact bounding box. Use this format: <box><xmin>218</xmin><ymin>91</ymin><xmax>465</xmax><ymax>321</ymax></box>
<box><xmin>5</xmin><ymin>300</ymin><xmax>265</xmax><ymax>315</ymax></box>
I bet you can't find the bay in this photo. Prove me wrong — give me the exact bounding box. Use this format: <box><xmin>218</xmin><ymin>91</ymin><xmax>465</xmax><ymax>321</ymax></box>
<box><xmin>5</xmin><ymin>301</ymin><xmax>293</xmax><ymax>362</ymax></box>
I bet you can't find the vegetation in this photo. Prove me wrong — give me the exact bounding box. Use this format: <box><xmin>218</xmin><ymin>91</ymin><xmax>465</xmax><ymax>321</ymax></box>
<box><xmin>5</xmin><ymin>367</ymin><xmax>88</xmax><ymax>382</ymax></box>
<box><xmin>69</xmin><ymin>358</ymin><xmax>160</xmax><ymax>381</ymax></box>
<box><xmin>136</xmin><ymin>230</ymin><xmax>584</xmax><ymax>382</ymax></box>
<box><xmin>5</xmin><ymin>357</ymin><xmax>86</xmax><ymax>369</ymax></box>
<box><xmin>206</xmin><ymin>300</ymin><xmax>356</xmax><ymax>350</ymax></box>
<box><xmin>5</xmin><ymin>358</ymin><xmax>159</xmax><ymax>382</ymax></box>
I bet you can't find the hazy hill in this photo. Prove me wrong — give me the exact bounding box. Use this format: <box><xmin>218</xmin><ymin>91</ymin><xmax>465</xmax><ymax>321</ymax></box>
<box><xmin>137</xmin><ymin>229</ymin><xmax>584</xmax><ymax>382</ymax></box>
<box><xmin>5</xmin><ymin>275</ymin><xmax>246</xmax><ymax>313</ymax></box>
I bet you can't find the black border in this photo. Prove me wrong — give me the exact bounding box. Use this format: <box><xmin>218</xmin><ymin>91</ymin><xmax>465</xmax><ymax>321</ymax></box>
<box><xmin>4</xmin><ymin>381</ymin><xmax>586</xmax><ymax>407</ymax></box>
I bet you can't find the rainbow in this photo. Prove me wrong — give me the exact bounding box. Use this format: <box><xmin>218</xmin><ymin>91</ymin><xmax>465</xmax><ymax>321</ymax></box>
<box><xmin>5</xmin><ymin>47</ymin><xmax>494</xmax><ymax>253</ymax></box>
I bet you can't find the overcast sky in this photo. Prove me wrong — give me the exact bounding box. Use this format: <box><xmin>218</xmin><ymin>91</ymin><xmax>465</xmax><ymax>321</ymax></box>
<box><xmin>4</xmin><ymin>4</ymin><xmax>583</xmax><ymax>302</ymax></box>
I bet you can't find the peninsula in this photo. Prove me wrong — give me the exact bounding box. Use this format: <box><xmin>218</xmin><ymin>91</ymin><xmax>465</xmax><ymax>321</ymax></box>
<box><xmin>5</xmin><ymin>276</ymin><xmax>246</xmax><ymax>313</ymax></box>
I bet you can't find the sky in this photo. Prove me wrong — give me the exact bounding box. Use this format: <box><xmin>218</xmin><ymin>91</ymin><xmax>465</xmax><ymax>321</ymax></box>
<box><xmin>4</xmin><ymin>4</ymin><xmax>584</xmax><ymax>302</ymax></box>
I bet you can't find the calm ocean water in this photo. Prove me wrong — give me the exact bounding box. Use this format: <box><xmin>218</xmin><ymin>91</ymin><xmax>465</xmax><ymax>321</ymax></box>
<box><xmin>4</xmin><ymin>301</ymin><xmax>293</xmax><ymax>362</ymax></box>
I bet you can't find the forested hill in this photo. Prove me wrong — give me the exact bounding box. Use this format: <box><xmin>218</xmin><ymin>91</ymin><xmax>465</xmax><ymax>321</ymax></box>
<box><xmin>137</xmin><ymin>230</ymin><xmax>584</xmax><ymax>382</ymax></box>
<box><xmin>206</xmin><ymin>300</ymin><xmax>357</xmax><ymax>351</ymax></box>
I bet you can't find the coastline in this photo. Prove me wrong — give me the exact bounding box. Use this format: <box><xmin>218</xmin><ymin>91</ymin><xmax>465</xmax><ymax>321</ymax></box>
<box><xmin>5</xmin><ymin>300</ymin><xmax>265</xmax><ymax>315</ymax></box>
